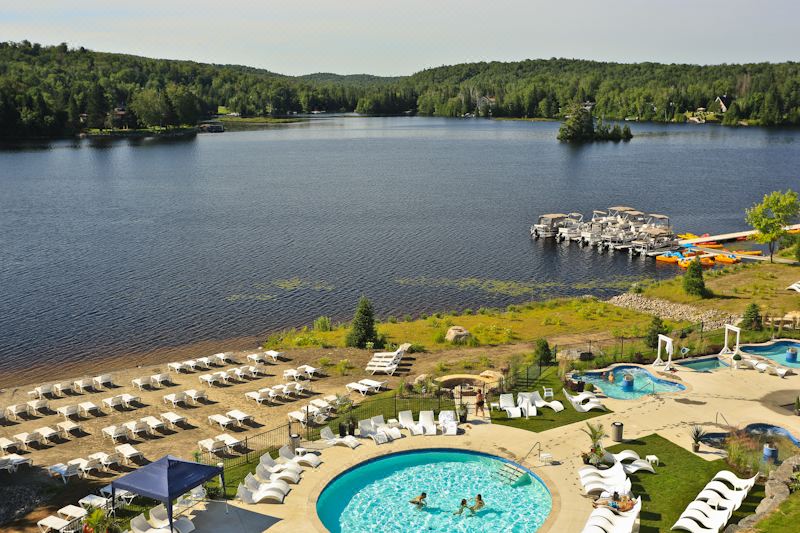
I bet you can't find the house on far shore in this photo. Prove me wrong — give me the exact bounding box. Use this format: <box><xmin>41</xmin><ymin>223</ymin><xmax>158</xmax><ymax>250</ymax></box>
<box><xmin>714</xmin><ymin>95</ymin><xmax>732</xmax><ymax>113</ymax></box>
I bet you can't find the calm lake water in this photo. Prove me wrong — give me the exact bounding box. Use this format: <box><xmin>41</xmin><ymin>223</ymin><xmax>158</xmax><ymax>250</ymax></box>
<box><xmin>1</xmin><ymin>117</ymin><xmax>799</xmax><ymax>377</ymax></box>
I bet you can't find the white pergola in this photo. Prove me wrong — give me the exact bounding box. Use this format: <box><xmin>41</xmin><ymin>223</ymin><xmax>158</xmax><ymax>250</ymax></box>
<box><xmin>653</xmin><ymin>334</ymin><xmax>674</xmax><ymax>369</ymax></box>
<box><xmin>719</xmin><ymin>324</ymin><xmax>741</xmax><ymax>355</ymax></box>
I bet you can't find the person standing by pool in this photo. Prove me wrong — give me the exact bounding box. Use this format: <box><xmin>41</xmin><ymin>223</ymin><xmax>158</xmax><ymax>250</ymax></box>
<box><xmin>469</xmin><ymin>494</ymin><xmax>485</xmax><ymax>514</ymax></box>
<box><xmin>475</xmin><ymin>390</ymin><xmax>485</xmax><ymax>417</ymax></box>
<box><xmin>454</xmin><ymin>498</ymin><xmax>468</xmax><ymax>515</ymax></box>
<box><xmin>409</xmin><ymin>492</ymin><xmax>427</xmax><ymax>508</ymax></box>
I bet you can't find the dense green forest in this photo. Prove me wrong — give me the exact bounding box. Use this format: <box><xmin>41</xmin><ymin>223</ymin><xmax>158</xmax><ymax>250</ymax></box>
<box><xmin>1</xmin><ymin>40</ymin><xmax>800</xmax><ymax>138</ymax></box>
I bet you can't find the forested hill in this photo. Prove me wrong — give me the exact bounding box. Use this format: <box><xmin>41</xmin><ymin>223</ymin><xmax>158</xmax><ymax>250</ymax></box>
<box><xmin>1</xmin><ymin>40</ymin><xmax>800</xmax><ymax>139</ymax></box>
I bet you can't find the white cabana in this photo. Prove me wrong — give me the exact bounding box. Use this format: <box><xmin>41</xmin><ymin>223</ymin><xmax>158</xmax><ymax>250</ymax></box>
<box><xmin>653</xmin><ymin>334</ymin><xmax>674</xmax><ymax>369</ymax></box>
<box><xmin>719</xmin><ymin>324</ymin><xmax>741</xmax><ymax>355</ymax></box>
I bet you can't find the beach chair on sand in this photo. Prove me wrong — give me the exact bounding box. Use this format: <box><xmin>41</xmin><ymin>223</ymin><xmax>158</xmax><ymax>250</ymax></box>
<box><xmin>92</xmin><ymin>374</ymin><xmax>114</xmax><ymax>390</ymax></box>
<box><xmin>185</xmin><ymin>389</ymin><xmax>207</xmax><ymax>404</ymax></box>
<box><xmin>345</xmin><ymin>382</ymin><xmax>372</xmax><ymax>396</ymax></box>
<box><xmin>164</xmin><ymin>392</ymin><xmax>187</xmax><ymax>407</ymax></box>
<box><xmin>116</xmin><ymin>444</ymin><xmax>144</xmax><ymax>464</ymax></box>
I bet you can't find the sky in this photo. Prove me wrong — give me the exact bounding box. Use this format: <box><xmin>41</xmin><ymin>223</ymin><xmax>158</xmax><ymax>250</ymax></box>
<box><xmin>1</xmin><ymin>1</ymin><xmax>798</xmax><ymax>76</ymax></box>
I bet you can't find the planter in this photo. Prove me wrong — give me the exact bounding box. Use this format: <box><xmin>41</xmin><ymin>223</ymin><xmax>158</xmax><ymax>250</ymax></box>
<box><xmin>347</xmin><ymin>420</ymin><xmax>356</xmax><ymax>437</ymax></box>
<box><xmin>338</xmin><ymin>423</ymin><xmax>347</xmax><ymax>438</ymax></box>
<box><xmin>692</xmin><ymin>443</ymin><xmax>700</xmax><ymax>453</ymax></box>
<box><xmin>763</xmin><ymin>444</ymin><xmax>779</xmax><ymax>464</ymax></box>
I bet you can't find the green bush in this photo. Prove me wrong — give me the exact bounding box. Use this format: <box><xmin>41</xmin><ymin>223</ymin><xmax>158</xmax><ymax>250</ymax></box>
<box><xmin>534</xmin><ymin>338</ymin><xmax>554</xmax><ymax>365</ymax></box>
<box><xmin>318</xmin><ymin>356</ymin><xmax>332</xmax><ymax>367</ymax></box>
<box><xmin>463</xmin><ymin>308</ymin><xmax>474</xmax><ymax>315</ymax></box>
<box><xmin>683</xmin><ymin>259</ymin><xmax>708</xmax><ymax>297</ymax></box>
<box><xmin>645</xmin><ymin>316</ymin><xmax>668</xmax><ymax>349</ymax></box>
<box><xmin>433</xmin><ymin>330</ymin><xmax>447</xmax><ymax>343</ymax></box>
<box><xmin>334</xmin><ymin>359</ymin><xmax>354</xmax><ymax>376</ymax></box>
<box><xmin>387</xmin><ymin>315</ymin><xmax>397</xmax><ymax>323</ymax></box>
<box><xmin>313</xmin><ymin>316</ymin><xmax>332</xmax><ymax>332</ymax></box>
<box><xmin>403</xmin><ymin>314</ymin><xmax>413</xmax><ymax>322</ymax></box>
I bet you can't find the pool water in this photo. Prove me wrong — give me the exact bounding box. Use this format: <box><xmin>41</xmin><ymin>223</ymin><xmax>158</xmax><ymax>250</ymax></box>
<box><xmin>579</xmin><ymin>365</ymin><xmax>686</xmax><ymax>400</ymax></box>
<box><xmin>679</xmin><ymin>356</ymin><xmax>729</xmax><ymax>372</ymax></box>
<box><xmin>316</xmin><ymin>449</ymin><xmax>552</xmax><ymax>533</ymax></box>
<box><xmin>742</xmin><ymin>341</ymin><xmax>800</xmax><ymax>368</ymax></box>
<box><xmin>701</xmin><ymin>423</ymin><xmax>800</xmax><ymax>449</ymax></box>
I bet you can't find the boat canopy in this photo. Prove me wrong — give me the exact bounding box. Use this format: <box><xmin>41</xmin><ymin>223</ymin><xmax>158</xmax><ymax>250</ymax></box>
<box><xmin>649</xmin><ymin>214</ymin><xmax>670</xmax><ymax>219</ymax></box>
<box><xmin>540</xmin><ymin>213</ymin><xmax>568</xmax><ymax>218</ymax></box>
<box><xmin>641</xmin><ymin>227</ymin><xmax>672</xmax><ymax>236</ymax></box>
<box><xmin>626</xmin><ymin>210</ymin><xmax>645</xmax><ymax>216</ymax></box>
<box><xmin>608</xmin><ymin>206</ymin><xmax>635</xmax><ymax>212</ymax></box>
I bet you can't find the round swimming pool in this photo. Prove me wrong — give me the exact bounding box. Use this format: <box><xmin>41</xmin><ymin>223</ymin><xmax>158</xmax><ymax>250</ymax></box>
<box><xmin>579</xmin><ymin>365</ymin><xmax>686</xmax><ymax>400</ymax></box>
<box><xmin>741</xmin><ymin>340</ymin><xmax>800</xmax><ymax>368</ymax></box>
<box><xmin>316</xmin><ymin>449</ymin><xmax>552</xmax><ymax>533</ymax></box>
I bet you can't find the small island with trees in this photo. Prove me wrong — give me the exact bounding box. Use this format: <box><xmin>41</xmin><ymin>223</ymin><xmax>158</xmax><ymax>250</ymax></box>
<box><xmin>557</xmin><ymin>104</ymin><xmax>633</xmax><ymax>142</ymax></box>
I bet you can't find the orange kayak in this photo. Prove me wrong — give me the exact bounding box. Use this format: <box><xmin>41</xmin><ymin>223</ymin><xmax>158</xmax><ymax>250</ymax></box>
<box><xmin>698</xmin><ymin>243</ymin><xmax>724</xmax><ymax>249</ymax></box>
<box><xmin>715</xmin><ymin>254</ymin><xmax>740</xmax><ymax>264</ymax></box>
<box><xmin>732</xmin><ymin>250</ymin><xmax>762</xmax><ymax>256</ymax></box>
<box><xmin>679</xmin><ymin>257</ymin><xmax>715</xmax><ymax>268</ymax></box>
<box><xmin>656</xmin><ymin>255</ymin><xmax>680</xmax><ymax>263</ymax></box>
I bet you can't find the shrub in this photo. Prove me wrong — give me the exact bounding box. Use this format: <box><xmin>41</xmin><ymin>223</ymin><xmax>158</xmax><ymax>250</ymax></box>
<box><xmin>683</xmin><ymin>259</ymin><xmax>708</xmax><ymax>297</ymax></box>
<box><xmin>407</xmin><ymin>343</ymin><xmax>426</xmax><ymax>354</ymax></box>
<box><xmin>318</xmin><ymin>356</ymin><xmax>332</xmax><ymax>367</ymax></box>
<box><xmin>387</xmin><ymin>315</ymin><xmax>397</xmax><ymax>323</ymax></box>
<box><xmin>313</xmin><ymin>316</ymin><xmax>332</xmax><ymax>332</ymax></box>
<box><xmin>345</xmin><ymin>296</ymin><xmax>379</xmax><ymax>348</ymax></box>
<box><xmin>463</xmin><ymin>308</ymin><xmax>473</xmax><ymax>315</ymax></box>
<box><xmin>433</xmin><ymin>330</ymin><xmax>447</xmax><ymax>343</ymax></box>
<box><xmin>334</xmin><ymin>358</ymin><xmax>353</xmax><ymax>376</ymax></box>
<box><xmin>741</xmin><ymin>303</ymin><xmax>763</xmax><ymax>330</ymax></box>
<box><xmin>533</xmin><ymin>338</ymin><xmax>554</xmax><ymax>365</ymax></box>
<box><xmin>435</xmin><ymin>361</ymin><xmax>449</xmax><ymax>373</ymax></box>
<box><xmin>403</xmin><ymin>314</ymin><xmax>412</xmax><ymax>322</ymax></box>
<box><xmin>584</xmin><ymin>383</ymin><xmax>595</xmax><ymax>392</ymax></box>
<box><xmin>645</xmin><ymin>316</ymin><xmax>668</xmax><ymax>349</ymax></box>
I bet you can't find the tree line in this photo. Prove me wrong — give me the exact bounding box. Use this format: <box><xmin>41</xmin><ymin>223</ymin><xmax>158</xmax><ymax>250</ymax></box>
<box><xmin>2</xmin><ymin>40</ymin><xmax>800</xmax><ymax>139</ymax></box>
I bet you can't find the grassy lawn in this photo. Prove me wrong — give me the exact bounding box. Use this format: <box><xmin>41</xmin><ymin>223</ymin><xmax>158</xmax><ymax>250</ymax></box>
<box><xmin>642</xmin><ymin>263</ymin><xmax>800</xmax><ymax>317</ymax></box>
<box><xmin>262</xmin><ymin>298</ymin><xmax>682</xmax><ymax>353</ymax></box>
<box><xmin>491</xmin><ymin>366</ymin><xmax>609</xmax><ymax>432</ymax></box>
<box><xmin>607</xmin><ymin>434</ymin><xmax>764</xmax><ymax>532</ymax></box>
<box><xmin>752</xmin><ymin>490</ymin><xmax>800</xmax><ymax>532</ymax></box>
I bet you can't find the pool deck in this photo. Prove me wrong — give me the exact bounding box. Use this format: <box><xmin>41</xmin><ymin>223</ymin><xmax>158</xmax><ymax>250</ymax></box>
<box><xmin>179</xmin><ymin>360</ymin><xmax>800</xmax><ymax>532</ymax></box>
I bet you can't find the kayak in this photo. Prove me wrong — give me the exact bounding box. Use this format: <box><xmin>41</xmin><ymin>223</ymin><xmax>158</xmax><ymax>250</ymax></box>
<box><xmin>732</xmin><ymin>250</ymin><xmax>763</xmax><ymax>256</ymax></box>
<box><xmin>715</xmin><ymin>254</ymin><xmax>740</xmax><ymax>264</ymax></box>
<box><xmin>679</xmin><ymin>257</ymin><xmax>715</xmax><ymax>268</ymax></box>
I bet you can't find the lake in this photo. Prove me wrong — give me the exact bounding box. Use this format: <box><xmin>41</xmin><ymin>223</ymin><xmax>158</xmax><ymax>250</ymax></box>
<box><xmin>1</xmin><ymin>117</ymin><xmax>798</xmax><ymax>381</ymax></box>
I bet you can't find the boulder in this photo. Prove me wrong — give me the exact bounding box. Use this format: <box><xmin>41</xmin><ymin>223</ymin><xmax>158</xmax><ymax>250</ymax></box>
<box><xmin>413</xmin><ymin>374</ymin><xmax>429</xmax><ymax>385</ymax></box>
<box><xmin>445</xmin><ymin>326</ymin><xmax>471</xmax><ymax>343</ymax></box>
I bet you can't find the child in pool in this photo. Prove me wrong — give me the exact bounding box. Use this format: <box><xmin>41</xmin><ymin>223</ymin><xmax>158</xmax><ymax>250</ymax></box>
<box><xmin>454</xmin><ymin>498</ymin><xmax>468</xmax><ymax>515</ymax></box>
<box><xmin>469</xmin><ymin>494</ymin><xmax>485</xmax><ymax>515</ymax></box>
<box><xmin>409</xmin><ymin>492</ymin><xmax>427</xmax><ymax>508</ymax></box>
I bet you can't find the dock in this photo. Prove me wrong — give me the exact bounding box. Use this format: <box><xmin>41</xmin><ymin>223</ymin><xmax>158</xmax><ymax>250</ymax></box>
<box><xmin>678</xmin><ymin>224</ymin><xmax>800</xmax><ymax>245</ymax></box>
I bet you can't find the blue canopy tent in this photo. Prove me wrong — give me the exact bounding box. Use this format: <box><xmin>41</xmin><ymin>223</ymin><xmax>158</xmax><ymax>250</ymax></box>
<box><xmin>111</xmin><ymin>455</ymin><xmax>224</xmax><ymax>531</ymax></box>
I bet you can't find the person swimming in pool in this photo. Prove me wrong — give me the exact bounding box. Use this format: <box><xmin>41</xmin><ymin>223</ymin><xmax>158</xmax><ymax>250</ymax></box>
<box><xmin>469</xmin><ymin>494</ymin><xmax>485</xmax><ymax>514</ymax></box>
<box><xmin>454</xmin><ymin>498</ymin><xmax>468</xmax><ymax>515</ymax></box>
<box><xmin>409</xmin><ymin>492</ymin><xmax>427</xmax><ymax>508</ymax></box>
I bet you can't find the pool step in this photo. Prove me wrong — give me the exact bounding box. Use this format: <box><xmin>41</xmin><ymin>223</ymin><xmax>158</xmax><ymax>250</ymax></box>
<box><xmin>495</xmin><ymin>463</ymin><xmax>528</xmax><ymax>484</ymax></box>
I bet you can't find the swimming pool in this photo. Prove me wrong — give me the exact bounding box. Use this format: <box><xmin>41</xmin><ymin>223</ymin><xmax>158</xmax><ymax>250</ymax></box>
<box><xmin>316</xmin><ymin>449</ymin><xmax>552</xmax><ymax>533</ymax></box>
<box><xmin>579</xmin><ymin>365</ymin><xmax>686</xmax><ymax>400</ymax></box>
<box><xmin>741</xmin><ymin>340</ymin><xmax>800</xmax><ymax>368</ymax></box>
<box><xmin>701</xmin><ymin>423</ymin><xmax>800</xmax><ymax>449</ymax></box>
<box><xmin>678</xmin><ymin>356</ymin><xmax>729</xmax><ymax>372</ymax></box>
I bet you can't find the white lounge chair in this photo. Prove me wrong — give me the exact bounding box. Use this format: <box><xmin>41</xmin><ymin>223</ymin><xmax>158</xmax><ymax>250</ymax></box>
<box><xmin>4</xmin><ymin>404</ymin><xmax>25</xmax><ymax>420</ymax></box>
<box><xmin>185</xmin><ymin>389</ymin><xmax>207</xmax><ymax>404</ymax></box>
<box><xmin>120</xmin><ymin>393</ymin><xmax>140</xmax><ymax>408</ymax></box>
<box><xmin>236</xmin><ymin>483</ymin><xmax>284</xmax><ymax>504</ymax></box>
<box><xmin>564</xmin><ymin>391</ymin><xmax>606</xmax><ymax>412</ymax></box>
<box><xmin>357</xmin><ymin>419</ymin><xmax>389</xmax><ymax>444</ymax></box>
<box><xmin>216</xmin><ymin>433</ymin><xmax>243</xmax><ymax>451</ymax></box>
<box><xmin>150</xmin><ymin>373</ymin><xmax>171</xmax><ymax>387</ymax></box>
<box><xmin>623</xmin><ymin>459</ymin><xmax>656</xmax><ymax>475</ymax></box>
<box><xmin>371</xmin><ymin>415</ymin><xmax>403</xmax><ymax>440</ymax></box>
<box><xmin>148</xmin><ymin>504</ymin><xmax>195</xmax><ymax>533</ymax></box>
<box><xmin>130</xmin><ymin>513</ymin><xmax>170</xmax><ymax>533</ymax></box>
<box><xmin>256</xmin><ymin>463</ymin><xmax>301</xmax><ymax>484</ymax></box>
<box><xmin>88</xmin><ymin>451</ymin><xmax>122</xmax><ymax>471</ymax></box>
<box><xmin>358</xmin><ymin>379</ymin><xmax>387</xmax><ymax>391</ymax></box>
<box><xmin>26</xmin><ymin>399</ymin><xmax>49</xmax><ymax>416</ymax></box>
<box><xmin>321</xmin><ymin>426</ymin><xmax>361</xmax><ymax>448</ymax></box>
<box><xmin>263</xmin><ymin>350</ymin><xmax>283</xmax><ymax>362</ymax></box>
<box><xmin>245</xmin><ymin>472</ymin><xmax>291</xmax><ymax>495</ymax></box>
<box><xmin>116</xmin><ymin>443</ymin><xmax>144</xmax><ymax>464</ymax></box>
<box><xmin>247</xmin><ymin>353</ymin><xmax>266</xmax><ymax>364</ymax></box>
<box><xmin>518</xmin><ymin>399</ymin><xmax>536</xmax><ymax>418</ymax></box>
<box><xmin>438</xmin><ymin>411</ymin><xmax>458</xmax><ymax>435</ymax></box>
<box><xmin>68</xmin><ymin>456</ymin><xmax>102</xmax><ymax>477</ymax></box>
<box><xmin>288</xmin><ymin>410</ymin><xmax>313</xmax><ymax>427</ymax></box>
<box><xmin>739</xmin><ymin>358</ymin><xmax>759</xmax><ymax>370</ymax></box>
<box><xmin>72</xmin><ymin>378</ymin><xmax>93</xmax><ymax>393</ymax></box>
<box><xmin>163</xmin><ymin>392</ymin><xmax>187</xmax><ymax>407</ymax></box>
<box><xmin>28</xmin><ymin>384</ymin><xmax>53</xmax><ymax>399</ymax></box>
<box><xmin>671</xmin><ymin>515</ymin><xmax>721</xmax><ymax>533</ymax></box>
<box><xmin>47</xmin><ymin>462</ymin><xmax>80</xmax><ymax>483</ymax></box>
<box><xmin>418</xmin><ymin>411</ymin><xmax>438</xmax><ymax>435</ymax></box>
<box><xmin>297</xmin><ymin>365</ymin><xmax>318</xmax><ymax>378</ymax></box>
<box><xmin>141</xmin><ymin>416</ymin><xmax>166</xmax><ymax>432</ymax></box>
<box><xmin>345</xmin><ymin>382</ymin><xmax>372</xmax><ymax>396</ymax></box>
<box><xmin>279</xmin><ymin>445</ymin><xmax>322</xmax><ymax>467</ymax></box>
<box><xmin>183</xmin><ymin>359</ymin><xmax>201</xmax><ymax>371</ymax></box>
<box><xmin>786</xmin><ymin>281</ymin><xmax>800</xmax><ymax>293</ymax></box>
<box><xmin>131</xmin><ymin>377</ymin><xmax>148</xmax><ymax>390</ymax></box>
<box><xmin>283</xmin><ymin>368</ymin><xmax>305</xmax><ymax>381</ymax></box>
<box><xmin>92</xmin><ymin>374</ymin><xmax>114</xmax><ymax>389</ymax></box>
<box><xmin>198</xmin><ymin>439</ymin><xmax>226</xmax><ymax>454</ymax></box>
<box><xmin>713</xmin><ymin>470</ymin><xmax>758</xmax><ymax>491</ymax></box>
<box><xmin>53</xmin><ymin>382</ymin><xmax>72</xmax><ymax>397</ymax></box>
<box><xmin>37</xmin><ymin>515</ymin><xmax>72</xmax><ymax>532</ymax></box>
<box><xmin>199</xmin><ymin>374</ymin><xmax>218</xmax><ymax>386</ymax></box>
<box><xmin>13</xmin><ymin>432</ymin><xmax>41</xmax><ymax>449</ymax></box>
<box><xmin>579</xmin><ymin>462</ymin><xmax>625</xmax><ymax>481</ymax></box>
<box><xmin>498</xmin><ymin>393</ymin><xmax>516</xmax><ymax>411</ymax></box>
<box><xmin>55</xmin><ymin>405</ymin><xmax>78</xmax><ymax>420</ymax></box>
<box><xmin>161</xmin><ymin>411</ymin><xmax>186</xmax><ymax>428</ymax></box>
<box><xmin>245</xmin><ymin>390</ymin><xmax>271</xmax><ymax>404</ymax></box>
<box><xmin>208</xmin><ymin>414</ymin><xmax>234</xmax><ymax>429</ymax></box>
<box><xmin>0</xmin><ymin>437</ymin><xmax>19</xmax><ymax>452</ymax></box>
<box><xmin>123</xmin><ymin>420</ymin><xmax>150</xmax><ymax>439</ymax></box>
<box><xmin>168</xmin><ymin>362</ymin><xmax>186</xmax><ymax>373</ymax></box>
<box><xmin>227</xmin><ymin>410</ymin><xmax>254</xmax><ymax>426</ymax></box>
<box><xmin>529</xmin><ymin>391</ymin><xmax>565</xmax><ymax>412</ymax></box>
<box><xmin>365</xmin><ymin>360</ymin><xmax>400</xmax><ymax>375</ymax></box>
<box><xmin>767</xmin><ymin>365</ymin><xmax>791</xmax><ymax>378</ymax></box>
<box><xmin>260</xmin><ymin>453</ymin><xmax>303</xmax><ymax>474</ymax></box>
<box><xmin>78</xmin><ymin>401</ymin><xmax>101</xmax><ymax>417</ymax></box>
<box><xmin>102</xmin><ymin>395</ymin><xmax>123</xmax><ymax>410</ymax></box>
<box><xmin>398</xmin><ymin>410</ymin><xmax>423</xmax><ymax>435</ymax></box>
<box><xmin>34</xmin><ymin>426</ymin><xmax>58</xmax><ymax>444</ymax></box>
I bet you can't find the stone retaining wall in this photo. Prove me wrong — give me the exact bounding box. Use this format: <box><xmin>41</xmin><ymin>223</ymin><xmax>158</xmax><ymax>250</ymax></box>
<box><xmin>608</xmin><ymin>293</ymin><xmax>737</xmax><ymax>330</ymax></box>
<box><xmin>724</xmin><ymin>454</ymin><xmax>800</xmax><ymax>532</ymax></box>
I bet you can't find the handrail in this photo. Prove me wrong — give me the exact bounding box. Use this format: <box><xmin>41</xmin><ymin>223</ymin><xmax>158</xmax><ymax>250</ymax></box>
<box><xmin>636</xmin><ymin>381</ymin><xmax>656</xmax><ymax>394</ymax></box>
<box><xmin>521</xmin><ymin>440</ymin><xmax>542</xmax><ymax>464</ymax></box>
<box><xmin>715</xmin><ymin>411</ymin><xmax>731</xmax><ymax>427</ymax></box>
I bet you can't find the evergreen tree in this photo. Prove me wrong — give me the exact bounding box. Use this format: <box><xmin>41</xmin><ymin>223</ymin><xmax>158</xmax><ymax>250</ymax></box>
<box><xmin>533</xmin><ymin>338</ymin><xmax>553</xmax><ymax>365</ymax></box>
<box><xmin>557</xmin><ymin>104</ymin><xmax>594</xmax><ymax>141</ymax></box>
<box><xmin>85</xmin><ymin>83</ymin><xmax>108</xmax><ymax>129</ymax></box>
<box><xmin>645</xmin><ymin>316</ymin><xmax>668</xmax><ymax>349</ymax></box>
<box><xmin>345</xmin><ymin>296</ymin><xmax>378</xmax><ymax>348</ymax></box>
<box><xmin>741</xmin><ymin>303</ymin><xmax>762</xmax><ymax>330</ymax></box>
<box><xmin>683</xmin><ymin>258</ymin><xmax>707</xmax><ymax>297</ymax></box>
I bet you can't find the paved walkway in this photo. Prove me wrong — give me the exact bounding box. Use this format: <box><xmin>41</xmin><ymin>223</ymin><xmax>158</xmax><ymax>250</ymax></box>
<box><xmin>183</xmin><ymin>360</ymin><xmax>800</xmax><ymax>532</ymax></box>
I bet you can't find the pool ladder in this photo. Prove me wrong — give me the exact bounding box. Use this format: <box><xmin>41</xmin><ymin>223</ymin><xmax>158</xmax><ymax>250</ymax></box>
<box><xmin>495</xmin><ymin>462</ymin><xmax>528</xmax><ymax>484</ymax></box>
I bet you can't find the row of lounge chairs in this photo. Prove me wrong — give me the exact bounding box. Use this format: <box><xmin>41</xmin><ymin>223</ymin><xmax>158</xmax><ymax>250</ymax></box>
<box><xmin>208</xmin><ymin>410</ymin><xmax>254</xmax><ymax>429</ymax></box>
<box><xmin>131</xmin><ymin>504</ymin><xmax>196</xmax><ymax>533</ymax></box>
<box><xmin>102</xmin><ymin>412</ymin><xmax>186</xmax><ymax>443</ymax></box>
<box><xmin>364</xmin><ymin>343</ymin><xmax>411</xmax><ymax>376</ymax></box>
<box><xmin>246</xmin><ymin>350</ymin><xmax>283</xmax><ymax>364</ymax></box>
<box><xmin>671</xmin><ymin>470</ymin><xmax>758</xmax><ymax>533</ymax></box>
<box><xmin>737</xmin><ymin>357</ymin><xmax>794</xmax><ymax>378</ymax></box>
<box><xmin>579</xmin><ymin>450</ymin><xmax>655</xmax><ymax>496</ymax></box>
<box><xmin>283</xmin><ymin>365</ymin><xmax>319</xmax><ymax>381</ymax></box>
<box><xmin>564</xmin><ymin>390</ymin><xmax>607</xmax><ymax>413</ymax></box>
<box><xmin>47</xmin><ymin>444</ymin><xmax>143</xmax><ymax>484</ymax></box>
<box><xmin>0</xmin><ymin>452</ymin><xmax>32</xmax><ymax>473</ymax></box>
<box><xmin>3</xmin><ymin>398</ymin><xmax>50</xmax><ymax>420</ymax></box>
<box><xmin>55</xmin><ymin>401</ymin><xmax>102</xmax><ymax>419</ymax></box>
<box><xmin>101</xmin><ymin>393</ymin><xmax>141</xmax><ymax>410</ymax></box>
<box><xmin>497</xmin><ymin>391</ymin><xmax>565</xmax><ymax>418</ymax></box>
<box><xmin>0</xmin><ymin>420</ymin><xmax>82</xmax><ymax>452</ymax></box>
<box><xmin>345</xmin><ymin>379</ymin><xmax>387</xmax><ymax>396</ymax></box>
<box><xmin>582</xmin><ymin>497</ymin><xmax>642</xmax><ymax>533</ymax></box>
<box><xmin>163</xmin><ymin>389</ymin><xmax>208</xmax><ymax>406</ymax></box>
<box><xmin>168</xmin><ymin>353</ymin><xmax>236</xmax><ymax>373</ymax></box>
<box><xmin>237</xmin><ymin>447</ymin><xmax>320</xmax><ymax>505</ymax></box>
<box><xmin>198</xmin><ymin>366</ymin><xmax>265</xmax><ymax>386</ymax></box>
<box><xmin>244</xmin><ymin>381</ymin><xmax>311</xmax><ymax>406</ymax></box>
<box><xmin>26</xmin><ymin>374</ymin><xmax>115</xmax><ymax>400</ymax></box>
<box><xmin>198</xmin><ymin>433</ymin><xmax>246</xmax><ymax>454</ymax></box>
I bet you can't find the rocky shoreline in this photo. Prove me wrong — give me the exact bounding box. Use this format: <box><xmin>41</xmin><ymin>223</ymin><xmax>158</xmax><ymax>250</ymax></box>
<box><xmin>0</xmin><ymin>484</ymin><xmax>48</xmax><ymax>526</ymax></box>
<box><xmin>608</xmin><ymin>293</ymin><xmax>737</xmax><ymax>330</ymax></box>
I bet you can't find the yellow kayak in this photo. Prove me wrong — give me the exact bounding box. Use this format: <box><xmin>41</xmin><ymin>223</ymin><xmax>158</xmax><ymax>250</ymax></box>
<box><xmin>732</xmin><ymin>250</ymin><xmax>762</xmax><ymax>256</ymax></box>
<box><xmin>679</xmin><ymin>257</ymin><xmax>715</xmax><ymax>268</ymax></box>
<box><xmin>656</xmin><ymin>255</ymin><xmax>680</xmax><ymax>263</ymax></box>
<box><xmin>715</xmin><ymin>254</ymin><xmax>740</xmax><ymax>264</ymax></box>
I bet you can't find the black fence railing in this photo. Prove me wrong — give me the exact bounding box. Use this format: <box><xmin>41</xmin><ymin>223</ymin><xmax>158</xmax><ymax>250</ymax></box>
<box><xmin>197</xmin><ymin>422</ymin><xmax>291</xmax><ymax>470</ymax></box>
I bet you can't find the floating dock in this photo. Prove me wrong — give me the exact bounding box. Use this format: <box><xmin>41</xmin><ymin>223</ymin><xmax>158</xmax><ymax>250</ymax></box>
<box><xmin>678</xmin><ymin>224</ymin><xmax>800</xmax><ymax>245</ymax></box>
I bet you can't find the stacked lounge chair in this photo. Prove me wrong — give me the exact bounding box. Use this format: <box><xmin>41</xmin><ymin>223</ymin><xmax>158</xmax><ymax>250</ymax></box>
<box><xmin>565</xmin><ymin>390</ymin><xmax>607</xmax><ymax>412</ymax></box>
<box><xmin>364</xmin><ymin>343</ymin><xmax>411</xmax><ymax>375</ymax></box>
<box><xmin>672</xmin><ymin>470</ymin><xmax>758</xmax><ymax>532</ymax></box>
